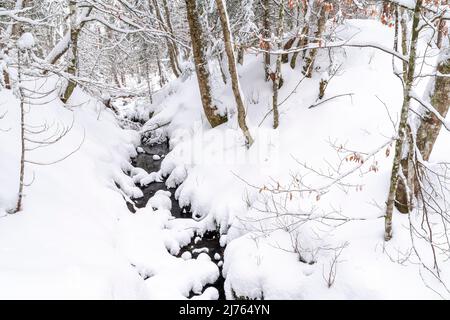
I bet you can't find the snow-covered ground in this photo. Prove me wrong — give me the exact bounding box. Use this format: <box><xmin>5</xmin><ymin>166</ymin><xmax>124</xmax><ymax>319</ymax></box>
<box><xmin>1</xmin><ymin>19</ymin><xmax>449</xmax><ymax>300</ymax></box>
<box><xmin>138</xmin><ymin>19</ymin><xmax>450</xmax><ymax>299</ymax></box>
<box><xmin>0</xmin><ymin>77</ymin><xmax>219</xmax><ymax>299</ymax></box>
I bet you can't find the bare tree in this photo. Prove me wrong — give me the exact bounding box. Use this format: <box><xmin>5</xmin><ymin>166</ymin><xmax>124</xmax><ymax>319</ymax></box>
<box><xmin>303</xmin><ymin>0</ymin><xmax>331</xmax><ymax>78</ymax></box>
<box><xmin>262</xmin><ymin>0</ymin><xmax>271</xmax><ymax>81</ymax></box>
<box><xmin>385</xmin><ymin>0</ymin><xmax>423</xmax><ymax>240</ymax></box>
<box><xmin>215</xmin><ymin>0</ymin><xmax>254</xmax><ymax>148</ymax></box>
<box><xmin>272</xmin><ymin>0</ymin><xmax>284</xmax><ymax>129</ymax></box>
<box><xmin>185</xmin><ymin>0</ymin><xmax>227</xmax><ymax>128</ymax></box>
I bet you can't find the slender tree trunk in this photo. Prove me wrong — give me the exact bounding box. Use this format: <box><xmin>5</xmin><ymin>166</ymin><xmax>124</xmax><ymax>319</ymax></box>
<box><xmin>162</xmin><ymin>0</ymin><xmax>182</xmax><ymax>74</ymax></box>
<box><xmin>145</xmin><ymin>61</ymin><xmax>153</xmax><ymax>104</ymax></box>
<box><xmin>45</xmin><ymin>7</ymin><xmax>91</xmax><ymax>67</ymax></box>
<box><xmin>400</xmin><ymin>8</ymin><xmax>409</xmax><ymax>80</ymax></box>
<box><xmin>157</xmin><ymin>53</ymin><xmax>166</xmax><ymax>87</ymax></box>
<box><xmin>303</xmin><ymin>1</ymin><xmax>328</xmax><ymax>78</ymax></box>
<box><xmin>62</xmin><ymin>0</ymin><xmax>80</xmax><ymax>103</ymax></box>
<box><xmin>385</xmin><ymin>0</ymin><xmax>423</xmax><ymax>241</ymax></box>
<box><xmin>2</xmin><ymin>0</ymin><xmax>26</xmax><ymax>89</ymax></box>
<box><xmin>215</xmin><ymin>0</ymin><xmax>254</xmax><ymax>147</ymax></box>
<box><xmin>161</xmin><ymin>0</ymin><xmax>179</xmax><ymax>59</ymax></box>
<box><xmin>262</xmin><ymin>0</ymin><xmax>271</xmax><ymax>81</ymax></box>
<box><xmin>16</xmin><ymin>50</ymin><xmax>25</xmax><ymax>213</ymax></box>
<box><xmin>185</xmin><ymin>0</ymin><xmax>227</xmax><ymax>128</ymax></box>
<box><xmin>281</xmin><ymin>37</ymin><xmax>296</xmax><ymax>63</ymax></box>
<box><xmin>291</xmin><ymin>2</ymin><xmax>310</xmax><ymax>70</ymax></box>
<box><xmin>217</xmin><ymin>52</ymin><xmax>228</xmax><ymax>85</ymax></box>
<box><xmin>153</xmin><ymin>0</ymin><xmax>181</xmax><ymax>78</ymax></box>
<box><xmin>273</xmin><ymin>0</ymin><xmax>285</xmax><ymax>129</ymax></box>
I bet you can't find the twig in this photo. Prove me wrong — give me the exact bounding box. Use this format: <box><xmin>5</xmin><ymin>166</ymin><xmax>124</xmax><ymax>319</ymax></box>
<box><xmin>308</xmin><ymin>93</ymin><xmax>354</xmax><ymax>109</ymax></box>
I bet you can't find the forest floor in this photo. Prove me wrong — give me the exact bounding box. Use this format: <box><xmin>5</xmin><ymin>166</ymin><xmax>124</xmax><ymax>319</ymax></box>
<box><xmin>1</xmin><ymin>18</ymin><xmax>450</xmax><ymax>299</ymax></box>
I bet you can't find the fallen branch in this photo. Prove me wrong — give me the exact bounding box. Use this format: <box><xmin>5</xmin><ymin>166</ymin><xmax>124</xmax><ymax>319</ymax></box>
<box><xmin>308</xmin><ymin>93</ymin><xmax>354</xmax><ymax>109</ymax></box>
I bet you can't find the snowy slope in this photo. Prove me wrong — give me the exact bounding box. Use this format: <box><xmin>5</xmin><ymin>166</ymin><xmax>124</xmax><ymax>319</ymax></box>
<box><xmin>0</xmin><ymin>76</ymin><xmax>219</xmax><ymax>299</ymax></box>
<box><xmin>140</xmin><ymin>19</ymin><xmax>450</xmax><ymax>299</ymax></box>
<box><xmin>0</xmin><ymin>79</ymin><xmax>144</xmax><ymax>298</ymax></box>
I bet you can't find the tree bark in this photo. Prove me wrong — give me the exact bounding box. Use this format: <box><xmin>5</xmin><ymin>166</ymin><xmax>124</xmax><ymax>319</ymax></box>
<box><xmin>385</xmin><ymin>0</ymin><xmax>423</xmax><ymax>241</ymax></box>
<box><xmin>157</xmin><ymin>52</ymin><xmax>167</xmax><ymax>87</ymax></box>
<box><xmin>415</xmin><ymin>24</ymin><xmax>450</xmax><ymax>161</ymax></box>
<box><xmin>262</xmin><ymin>0</ymin><xmax>271</xmax><ymax>81</ymax></box>
<box><xmin>273</xmin><ymin>0</ymin><xmax>285</xmax><ymax>129</ymax></box>
<box><xmin>290</xmin><ymin>2</ymin><xmax>310</xmax><ymax>70</ymax></box>
<box><xmin>62</xmin><ymin>1</ymin><xmax>80</xmax><ymax>103</ymax></box>
<box><xmin>217</xmin><ymin>52</ymin><xmax>228</xmax><ymax>85</ymax></box>
<box><xmin>15</xmin><ymin>50</ymin><xmax>25</xmax><ymax>213</ymax></box>
<box><xmin>1</xmin><ymin>0</ymin><xmax>26</xmax><ymax>89</ymax></box>
<box><xmin>215</xmin><ymin>0</ymin><xmax>254</xmax><ymax>147</ymax></box>
<box><xmin>185</xmin><ymin>0</ymin><xmax>227</xmax><ymax>128</ymax></box>
<box><xmin>400</xmin><ymin>8</ymin><xmax>409</xmax><ymax>80</ymax></box>
<box><xmin>281</xmin><ymin>37</ymin><xmax>296</xmax><ymax>63</ymax></box>
<box><xmin>303</xmin><ymin>1</ymin><xmax>328</xmax><ymax>78</ymax></box>
<box><xmin>153</xmin><ymin>0</ymin><xmax>181</xmax><ymax>78</ymax></box>
<box><xmin>62</xmin><ymin>2</ymin><xmax>93</xmax><ymax>102</ymax></box>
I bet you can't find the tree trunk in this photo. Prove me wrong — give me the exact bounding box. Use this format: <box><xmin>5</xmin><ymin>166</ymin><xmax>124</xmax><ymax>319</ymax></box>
<box><xmin>303</xmin><ymin>1</ymin><xmax>328</xmax><ymax>78</ymax></box>
<box><xmin>162</xmin><ymin>0</ymin><xmax>183</xmax><ymax>74</ymax></box>
<box><xmin>415</xmin><ymin>28</ymin><xmax>450</xmax><ymax>161</ymax></box>
<box><xmin>400</xmin><ymin>8</ymin><xmax>409</xmax><ymax>80</ymax></box>
<box><xmin>272</xmin><ymin>0</ymin><xmax>284</xmax><ymax>129</ymax></box>
<box><xmin>62</xmin><ymin>1</ymin><xmax>80</xmax><ymax>103</ymax></box>
<box><xmin>385</xmin><ymin>0</ymin><xmax>423</xmax><ymax>241</ymax></box>
<box><xmin>281</xmin><ymin>37</ymin><xmax>296</xmax><ymax>63</ymax></box>
<box><xmin>1</xmin><ymin>0</ymin><xmax>26</xmax><ymax>89</ymax></box>
<box><xmin>185</xmin><ymin>0</ymin><xmax>227</xmax><ymax>128</ymax></box>
<box><xmin>15</xmin><ymin>50</ymin><xmax>26</xmax><ymax>213</ymax></box>
<box><xmin>290</xmin><ymin>23</ymin><xmax>309</xmax><ymax>69</ymax></box>
<box><xmin>290</xmin><ymin>1</ymin><xmax>310</xmax><ymax>70</ymax></box>
<box><xmin>215</xmin><ymin>0</ymin><xmax>253</xmax><ymax>148</ymax></box>
<box><xmin>217</xmin><ymin>52</ymin><xmax>228</xmax><ymax>85</ymax></box>
<box><xmin>157</xmin><ymin>53</ymin><xmax>167</xmax><ymax>87</ymax></box>
<box><xmin>145</xmin><ymin>61</ymin><xmax>153</xmax><ymax>104</ymax></box>
<box><xmin>262</xmin><ymin>0</ymin><xmax>271</xmax><ymax>81</ymax></box>
<box><xmin>153</xmin><ymin>0</ymin><xmax>181</xmax><ymax>78</ymax></box>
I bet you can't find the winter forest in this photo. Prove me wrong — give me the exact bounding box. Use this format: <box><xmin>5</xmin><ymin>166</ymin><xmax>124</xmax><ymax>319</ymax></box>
<box><xmin>0</xmin><ymin>0</ymin><xmax>450</xmax><ymax>301</ymax></box>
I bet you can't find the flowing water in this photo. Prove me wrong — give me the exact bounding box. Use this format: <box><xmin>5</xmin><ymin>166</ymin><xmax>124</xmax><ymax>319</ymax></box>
<box><xmin>130</xmin><ymin>141</ymin><xmax>226</xmax><ymax>300</ymax></box>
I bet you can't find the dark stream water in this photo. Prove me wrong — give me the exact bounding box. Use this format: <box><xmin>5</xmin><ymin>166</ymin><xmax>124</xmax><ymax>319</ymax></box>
<box><xmin>129</xmin><ymin>141</ymin><xmax>226</xmax><ymax>300</ymax></box>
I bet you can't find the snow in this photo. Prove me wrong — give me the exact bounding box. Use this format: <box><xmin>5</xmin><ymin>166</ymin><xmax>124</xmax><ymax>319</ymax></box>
<box><xmin>181</xmin><ymin>252</ymin><xmax>192</xmax><ymax>260</ymax></box>
<box><xmin>17</xmin><ymin>32</ymin><xmax>34</xmax><ymax>50</ymax></box>
<box><xmin>393</xmin><ymin>0</ymin><xmax>416</xmax><ymax>9</ymax></box>
<box><xmin>137</xmin><ymin>19</ymin><xmax>450</xmax><ymax>299</ymax></box>
<box><xmin>193</xmin><ymin>248</ymin><xmax>209</xmax><ymax>254</ymax></box>
<box><xmin>147</xmin><ymin>190</ymin><xmax>172</xmax><ymax>211</ymax></box>
<box><xmin>0</xmin><ymin>77</ymin><xmax>142</xmax><ymax>299</ymax></box>
<box><xmin>2</xmin><ymin>16</ymin><xmax>450</xmax><ymax>300</ymax></box>
<box><xmin>0</xmin><ymin>75</ymin><xmax>220</xmax><ymax>299</ymax></box>
<box><xmin>191</xmin><ymin>287</ymin><xmax>219</xmax><ymax>300</ymax></box>
<box><xmin>44</xmin><ymin>33</ymin><xmax>70</xmax><ymax>64</ymax></box>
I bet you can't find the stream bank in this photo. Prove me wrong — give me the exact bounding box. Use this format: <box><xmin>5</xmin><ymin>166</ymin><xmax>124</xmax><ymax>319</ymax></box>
<box><xmin>129</xmin><ymin>140</ymin><xmax>226</xmax><ymax>300</ymax></box>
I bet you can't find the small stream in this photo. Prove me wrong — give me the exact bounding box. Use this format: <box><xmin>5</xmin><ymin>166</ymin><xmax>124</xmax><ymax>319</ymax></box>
<box><xmin>130</xmin><ymin>140</ymin><xmax>226</xmax><ymax>300</ymax></box>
